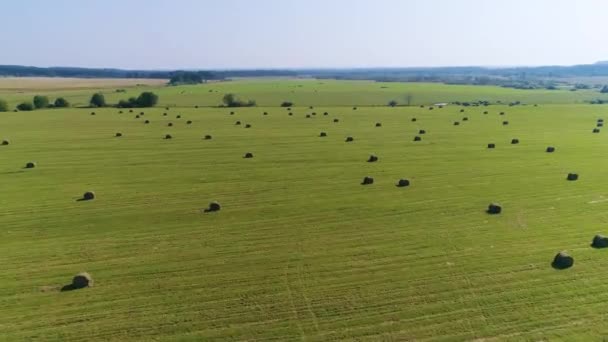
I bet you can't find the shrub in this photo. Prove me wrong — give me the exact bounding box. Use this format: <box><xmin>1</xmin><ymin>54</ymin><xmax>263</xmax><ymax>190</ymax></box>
<box><xmin>33</xmin><ymin>95</ymin><xmax>49</xmax><ymax>109</ymax></box>
<box><xmin>0</xmin><ymin>99</ymin><xmax>8</xmax><ymax>112</ymax></box>
<box><xmin>17</xmin><ymin>102</ymin><xmax>34</xmax><ymax>111</ymax></box>
<box><xmin>54</xmin><ymin>97</ymin><xmax>70</xmax><ymax>108</ymax></box>
<box><xmin>388</xmin><ymin>100</ymin><xmax>398</xmax><ymax>107</ymax></box>
<box><xmin>90</xmin><ymin>93</ymin><xmax>106</xmax><ymax>107</ymax></box>
<box><xmin>222</xmin><ymin>93</ymin><xmax>256</xmax><ymax>107</ymax></box>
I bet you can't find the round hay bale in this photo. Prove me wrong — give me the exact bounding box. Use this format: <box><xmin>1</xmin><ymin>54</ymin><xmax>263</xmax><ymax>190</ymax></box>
<box><xmin>375</xmin><ymin>123</ymin><xmax>382</xmax><ymax>127</ymax></box>
<box><xmin>345</xmin><ymin>136</ymin><xmax>354</xmax><ymax>142</ymax></box>
<box><xmin>487</xmin><ymin>143</ymin><xmax>495</xmax><ymax>149</ymax></box>
<box><xmin>245</xmin><ymin>124</ymin><xmax>251</xmax><ymax>128</ymax></box>
<box><xmin>361</xmin><ymin>176</ymin><xmax>374</xmax><ymax>185</ymax></box>
<box><xmin>71</xmin><ymin>272</ymin><xmax>93</xmax><ymax>289</ymax></box>
<box><xmin>166</xmin><ymin>107</ymin><xmax>169</xmax><ymax>110</ymax></box>
<box><xmin>204</xmin><ymin>135</ymin><xmax>212</xmax><ymax>140</ymax></box>
<box><xmin>244</xmin><ymin>152</ymin><xmax>253</xmax><ymax>158</ymax></box>
<box><xmin>129</xmin><ymin>109</ymin><xmax>133</xmax><ymax>113</ymax></box>
<box><xmin>353</xmin><ymin>107</ymin><xmax>357</xmax><ymax>110</ymax></box>
<box><xmin>552</xmin><ymin>251</ymin><xmax>573</xmax><ymax>269</ymax></box>
<box><xmin>429</xmin><ymin>107</ymin><xmax>434</xmax><ymax>110</ymax></box>
<box><xmin>592</xmin><ymin>234</ymin><xmax>608</xmax><ymax>248</ymax></box>
<box><xmin>144</xmin><ymin>120</ymin><xmax>150</xmax><ymax>124</ymax></box>
<box><xmin>460</xmin><ymin>109</ymin><xmax>465</xmax><ymax>113</ymax></box>
<box><xmin>483</xmin><ymin>111</ymin><xmax>488</xmax><ymax>114</ymax></box>
<box><xmin>176</xmin><ymin>115</ymin><xmax>181</xmax><ymax>119</ymax></box>
<box><xmin>83</xmin><ymin>191</ymin><xmax>95</xmax><ymax>200</ymax></box>
<box><xmin>2</xmin><ymin>139</ymin><xmax>9</xmax><ymax>145</ymax></box>
<box><xmin>119</xmin><ymin>110</ymin><xmax>123</xmax><ymax>114</ymax></box>
<box><xmin>195</xmin><ymin>105</ymin><xmax>199</xmax><ymax>108</ymax></box>
<box><xmin>312</xmin><ymin>112</ymin><xmax>316</xmax><ymax>116</ymax></box>
<box><xmin>413</xmin><ymin>136</ymin><xmax>422</xmax><ymax>141</ymax></box>
<box><xmin>140</xmin><ymin>112</ymin><xmax>144</xmax><ymax>115</ymax></box>
<box><xmin>287</xmin><ymin>107</ymin><xmax>291</xmax><ymax>111</ymax></box>
<box><xmin>319</xmin><ymin>132</ymin><xmax>327</xmax><ymax>137</ymax></box>
<box><xmin>593</xmin><ymin>128</ymin><xmax>600</xmax><ymax>133</ymax></box>
<box><xmin>487</xmin><ymin>203</ymin><xmax>502</xmax><ymax>214</ymax></box>
<box><xmin>324</xmin><ymin>112</ymin><xmax>328</xmax><ymax>116</ymax></box>
<box><xmin>462</xmin><ymin>117</ymin><xmax>469</xmax><ymax>121</ymax></box>
<box><xmin>165</xmin><ymin>134</ymin><xmax>172</xmax><ymax>139</ymax></box>
<box><xmin>418</xmin><ymin>129</ymin><xmax>426</xmax><ymax>134</ymax></box>
<box><xmin>454</xmin><ymin>121</ymin><xmax>460</xmax><ymax>126</ymax></box>
<box><xmin>411</xmin><ymin>118</ymin><xmax>417</xmax><ymax>122</ymax></box>
<box><xmin>135</xmin><ymin>115</ymin><xmax>140</xmax><ymax>119</ymax></box>
<box><xmin>289</xmin><ymin>113</ymin><xmax>293</xmax><ymax>116</ymax></box>
<box><xmin>310</xmin><ymin>106</ymin><xmax>314</xmax><ymax>109</ymax></box>
<box><xmin>207</xmin><ymin>201</ymin><xmax>221</xmax><ymax>212</ymax></box>
<box><xmin>511</xmin><ymin>138</ymin><xmax>519</xmax><ymax>144</ymax></box>
<box><xmin>230</xmin><ymin>111</ymin><xmax>235</xmax><ymax>115</ymax></box>
<box><xmin>90</xmin><ymin>112</ymin><xmax>96</xmax><ymax>115</ymax></box>
<box><xmin>397</xmin><ymin>179</ymin><xmax>410</xmax><ymax>187</ymax></box>
<box><xmin>168</xmin><ymin>122</ymin><xmax>173</xmax><ymax>127</ymax></box>
<box><xmin>367</xmin><ymin>155</ymin><xmax>378</xmax><ymax>162</ymax></box>
<box><xmin>115</xmin><ymin>132</ymin><xmax>122</xmax><ymax>137</ymax></box>
<box><xmin>334</xmin><ymin>119</ymin><xmax>339</xmax><ymax>123</ymax></box>
<box><xmin>187</xmin><ymin>120</ymin><xmax>192</xmax><ymax>124</ymax></box>
<box><xmin>567</xmin><ymin>173</ymin><xmax>578</xmax><ymax>181</ymax></box>
<box><xmin>598</xmin><ymin>123</ymin><xmax>603</xmax><ymax>127</ymax></box>
<box><xmin>163</xmin><ymin>113</ymin><xmax>167</xmax><ymax>116</ymax></box>
<box><xmin>25</xmin><ymin>162</ymin><xmax>36</xmax><ymax>169</ymax></box>
<box><xmin>546</xmin><ymin>146</ymin><xmax>555</xmax><ymax>152</ymax></box>
<box><xmin>500</xmin><ymin>112</ymin><xmax>505</xmax><ymax>115</ymax></box>
<box><xmin>420</xmin><ymin>105</ymin><xmax>424</xmax><ymax>108</ymax></box>
<box><xmin>306</xmin><ymin>114</ymin><xmax>311</xmax><ymax>118</ymax></box>
<box><xmin>235</xmin><ymin>121</ymin><xmax>241</xmax><ymax>125</ymax></box>
<box><xmin>502</xmin><ymin>121</ymin><xmax>509</xmax><ymax>125</ymax></box>
<box><xmin>598</xmin><ymin>119</ymin><xmax>604</xmax><ymax>123</ymax></box>
<box><xmin>263</xmin><ymin>112</ymin><xmax>268</xmax><ymax>115</ymax></box>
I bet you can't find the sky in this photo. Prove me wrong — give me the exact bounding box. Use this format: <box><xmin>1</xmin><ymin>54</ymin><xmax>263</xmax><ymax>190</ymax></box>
<box><xmin>1</xmin><ymin>0</ymin><xmax>608</xmax><ymax>70</ymax></box>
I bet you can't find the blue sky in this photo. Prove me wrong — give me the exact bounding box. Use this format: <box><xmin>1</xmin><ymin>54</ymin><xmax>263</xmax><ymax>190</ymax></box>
<box><xmin>1</xmin><ymin>0</ymin><xmax>607</xmax><ymax>69</ymax></box>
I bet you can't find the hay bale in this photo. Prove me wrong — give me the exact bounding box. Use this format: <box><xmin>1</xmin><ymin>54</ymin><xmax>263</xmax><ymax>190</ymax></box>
<box><xmin>163</xmin><ymin>113</ymin><xmax>167</xmax><ymax>116</ymax></box>
<box><xmin>207</xmin><ymin>201</ymin><xmax>221</xmax><ymax>212</ymax></box>
<box><xmin>230</xmin><ymin>111</ymin><xmax>235</xmax><ymax>115</ymax></box>
<box><xmin>312</xmin><ymin>112</ymin><xmax>317</xmax><ymax>116</ymax></box>
<box><xmin>353</xmin><ymin>107</ymin><xmax>357</xmax><ymax>110</ymax></box>
<box><xmin>245</xmin><ymin>124</ymin><xmax>251</xmax><ymax>128</ymax></box>
<box><xmin>90</xmin><ymin>112</ymin><xmax>95</xmax><ymax>115</ymax></box>
<box><xmin>244</xmin><ymin>152</ymin><xmax>254</xmax><ymax>158</ymax></box>
<box><xmin>546</xmin><ymin>146</ymin><xmax>555</xmax><ymax>152</ymax></box>
<box><xmin>487</xmin><ymin>143</ymin><xmax>495</xmax><ymax>149</ymax></box>
<box><xmin>567</xmin><ymin>173</ymin><xmax>578</xmax><ymax>181</ymax></box>
<box><xmin>345</xmin><ymin>136</ymin><xmax>354</xmax><ymax>142</ymax></box>
<box><xmin>71</xmin><ymin>272</ymin><xmax>93</xmax><ymax>289</ymax></box>
<box><xmin>204</xmin><ymin>135</ymin><xmax>212</xmax><ymax>140</ymax></box>
<box><xmin>413</xmin><ymin>136</ymin><xmax>422</xmax><ymax>141</ymax></box>
<box><xmin>195</xmin><ymin>105</ymin><xmax>199</xmax><ymax>108</ymax></box>
<box><xmin>263</xmin><ymin>112</ymin><xmax>268</xmax><ymax>115</ymax></box>
<box><xmin>429</xmin><ymin>107</ymin><xmax>434</xmax><ymax>110</ymax></box>
<box><xmin>187</xmin><ymin>120</ymin><xmax>192</xmax><ymax>124</ymax></box>
<box><xmin>287</xmin><ymin>107</ymin><xmax>291</xmax><ymax>111</ymax></box>
<box><xmin>144</xmin><ymin>120</ymin><xmax>150</xmax><ymax>124</ymax></box>
<box><xmin>361</xmin><ymin>176</ymin><xmax>374</xmax><ymax>185</ymax></box>
<box><xmin>592</xmin><ymin>234</ymin><xmax>608</xmax><ymax>248</ymax></box>
<box><xmin>483</xmin><ymin>111</ymin><xmax>488</xmax><ymax>114</ymax></box>
<box><xmin>115</xmin><ymin>132</ymin><xmax>122</xmax><ymax>137</ymax></box>
<box><xmin>502</xmin><ymin>121</ymin><xmax>509</xmax><ymax>125</ymax></box>
<box><xmin>334</xmin><ymin>118</ymin><xmax>339</xmax><ymax>123</ymax></box>
<box><xmin>289</xmin><ymin>113</ymin><xmax>293</xmax><ymax>116</ymax></box>
<box><xmin>462</xmin><ymin>117</ymin><xmax>469</xmax><ymax>121</ymax></box>
<box><xmin>460</xmin><ymin>109</ymin><xmax>465</xmax><ymax>113</ymax></box>
<box><xmin>25</xmin><ymin>162</ymin><xmax>36</xmax><ymax>169</ymax></box>
<box><xmin>598</xmin><ymin>119</ymin><xmax>604</xmax><ymax>123</ymax></box>
<box><xmin>165</xmin><ymin>107</ymin><xmax>169</xmax><ymax>110</ymax></box>
<box><xmin>397</xmin><ymin>179</ymin><xmax>410</xmax><ymax>187</ymax></box>
<box><xmin>129</xmin><ymin>109</ymin><xmax>133</xmax><ymax>113</ymax></box>
<box><xmin>367</xmin><ymin>155</ymin><xmax>378</xmax><ymax>162</ymax></box>
<box><xmin>411</xmin><ymin>118</ymin><xmax>417</xmax><ymax>122</ymax></box>
<box><xmin>310</xmin><ymin>106</ymin><xmax>314</xmax><ymax>109</ymax></box>
<box><xmin>1</xmin><ymin>139</ymin><xmax>9</xmax><ymax>145</ymax></box>
<box><xmin>511</xmin><ymin>138</ymin><xmax>519</xmax><ymax>144</ymax></box>
<box><xmin>419</xmin><ymin>129</ymin><xmax>426</xmax><ymax>134</ymax></box>
<box><xmin>487</xmin><ymin>203</ymin><xmax>502</xmax><ymax>214</ymax></box>
<box><xmin>324</xmin><ymin>112</ymin><xmax>328</xmax><ymax>116</ymax></box>
<box><xmin>552</xmin><ymin>251</ymin><xmax>574</xmax><ymax>269</ymax></box>
<box><xmin>375</xmin><ymin>122</ymin><xmax>382</xmax><ymax>127</ymax></box>
<box><xmin>83</xmin><ymin>191</ymin><xmax>95</xmax><ymax>200</ymax></box>
<box><xmin>140</xmin><ymin>112</ymin><xmax>144</xmax><ymax>115</ymax></box>
<box><xmin>135</xmin><ymin>115</ymin><xmax>140</xmax><ymax>119</ymax></box>
<box><xmin>420</xmin><ymin>105</ymin><xmax>425</xmax><ymax>108</ymax></box>
<box><xmin>598</xmin><ymin>123</ymin><xmax>603</xmax><ymax>127</ymax></box>
<box><xmin>593</xmin><ymin>128</ymin><xmax>600</xmax><ymax>133</ymax></box>
<box><xmin>454</xmin><ymin>121</ymin><xmax>460</xmax><ymax>126</ymax></box>
<box><xmin>500</xmin><ymin>112</ymin><xmax>505</xmax><ymax>115</ymax></box>
<box><xmin>119</xmin><ymin>110</ymin><xmax>123</xmax><ymax>114</ymax></box>
<box><xmin>165</xmin><ymin>134</ymin><xmax>172</xmax><ymax>139</ymax></box>
<box><xmin>306</xmin><ymin>114</ymin><xmax>311</xmax><ymax>118</ymax></box>
<box><xmin>176</xmin><ymin>115</ymin><xmax>181</xmax><ymax>119</ymax></box>
<box><xmin>235</xmin><ymin>121</ymin><xmax>241</xmax><ymax>125</ymax></box>
<box><xmin>319</xmin><ymin>132</ymin><xmax>327</xmax><ymax>137</ymax></box>
<box><xmin>168</xmin><ymin>122</ymin><xmax>173</xmax><ymax>127</ymax></box>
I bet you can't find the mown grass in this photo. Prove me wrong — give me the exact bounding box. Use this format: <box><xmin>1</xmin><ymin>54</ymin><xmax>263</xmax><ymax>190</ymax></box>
<box><xmin>3</xmin><ymin>80</ymin><xmax>608</xmax><ymax>340</ymax></box>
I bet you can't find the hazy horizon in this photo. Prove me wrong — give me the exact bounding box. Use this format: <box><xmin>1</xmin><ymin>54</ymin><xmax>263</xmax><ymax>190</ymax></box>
<box><xmin>2</xmin><ymin>0</ymin><xmax>607</xmax><ymax>70</ymax></box>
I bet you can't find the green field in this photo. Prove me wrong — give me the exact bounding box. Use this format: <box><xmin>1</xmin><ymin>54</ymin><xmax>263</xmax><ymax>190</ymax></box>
<box><xmin>3</xmin><ymin>79</ymin><xmax>608</xmax><ymax>341</ymax></box>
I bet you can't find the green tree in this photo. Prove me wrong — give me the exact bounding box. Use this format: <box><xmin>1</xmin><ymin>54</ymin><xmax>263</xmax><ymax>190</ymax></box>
<box><xmin>90</xmin><ymin>93</ymin><xmax>106</xmax><ymax>107</ymax></box>
<box><xmin>33</xmin><ymin>95</ymin><xmax>49</xmax><ymax>109</ymax></box>
<box><xmin>601</xmin><ymin>85</ymin><xmax>608</xmax><ymax>93</ymax></box>
<box><xmin>0</xmin><ymin>99</ymin><xmax>8</xmax><ymax>112</ymax></box>
<box><xmin>388</xmin><ymin>100</ymin><xmax>398</xmax><ymax>107</ymax></box>
<box><xmin>223</xmin><ymin>93</ymin><xmax>237</xmax><ymax>107</ymax></box>
<box><xmin>17</xmin><ymin>102</ymin><xmax>34</xmax><ymax>111</ymax></box>
<box><xmin>54</xmin><ymin>97</ymin><xmax>70</xmax><ymax>108</ymax></box>
<box><xmin>135</xmin><ymin>92</ymin><xmax>159</xmax><ymax>107</ymax></box>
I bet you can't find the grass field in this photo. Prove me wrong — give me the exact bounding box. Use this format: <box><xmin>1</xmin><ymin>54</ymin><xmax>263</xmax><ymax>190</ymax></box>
<box><xmin>3</xmin><ymin>79</ymin><xmax>608</xmax><ymax>340</ymax></box>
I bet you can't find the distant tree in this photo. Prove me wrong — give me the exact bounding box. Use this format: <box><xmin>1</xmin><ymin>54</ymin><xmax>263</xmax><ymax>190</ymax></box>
<box><xmin>54</xmin><ymin>97</ymin><xmax>70</xmax><ymax>108</ymax></box>
<box><xmin>223</xmin><ymin>93</ymin><xmax>237</xmax><ymax>107</ymax></box>
<box><xmin>0</xmin><ymin>99</ymin><xmax>8</xmax><ymax>112</ymax></box>
<box><xmin>17</xmin><ymin>102</ymin><xmax>34</xmax><ymax>111</ymax></box>
<box><xmin>388</xmin><ymin>100</ymin><xmax>398</xmax><ymax>107</ymax></box>
<box><xmin>90</xmin><ymin>93</ymin><xmax>106</xmax><ymax>107</ymax></box>
<box><xmin>405</xmin><ymin>93</ymin><xmax>413</xmax><ymax>106</ymax></box>
<box><xmin>601</xmin><ymin>85</ymin><xmax>608</xmax><ymax>93</ymax></box>
<box><xmin>135</xmin><ymin>92</ymin><xmax>159</xmax><ymax>107</ymax></box>
<box><xmin>281</xmin><ymin>101</ymin><xmax>294</xmax><ymax>107</ymax></box>
<box><xmin>33</xmin><ymin>95</ymin><xmax>49</xmax><ymax>109</ymax></box>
